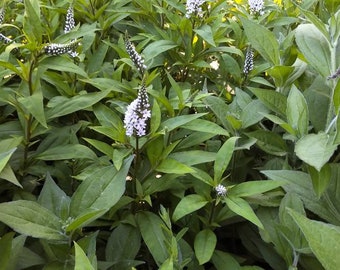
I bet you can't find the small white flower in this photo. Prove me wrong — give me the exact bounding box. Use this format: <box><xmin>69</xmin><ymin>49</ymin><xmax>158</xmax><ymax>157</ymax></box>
<box><xmin>248</xmin><ymin>0</ymin><xmax>265</xmax><ymax>15</ymax></box>
<box><xmin>243</xmin><ymin>46</ymin><xmax>254</xmax><ymax>75</ymax></box>
<box><xmin>124</xmin><ymin>84</ymin><xmax>151</xmax><ymax>137</ymax></box>
<box><xmin>185</xmin><ymin>0</ymin><xmax>206</xmax><ymax>18</ymax></box>
<box><xmin>215</xmin><ymin>184</ymin><xmax>227</xmax><ymax>197</ymax></box>
<box><xmin>64</xmin><ymin>5</ymin><xmax>75</xmax><ymax>33</ymax></box>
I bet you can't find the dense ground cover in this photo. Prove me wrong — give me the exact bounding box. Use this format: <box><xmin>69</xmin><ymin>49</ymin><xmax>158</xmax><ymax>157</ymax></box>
<box><xmin>0</xmin><ymin>0</ymin><xmax>340</xmax><ymax>269</ymax></box>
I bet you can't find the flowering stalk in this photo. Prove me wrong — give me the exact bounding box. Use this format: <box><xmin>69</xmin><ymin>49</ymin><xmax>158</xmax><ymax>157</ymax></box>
<box><xmin>44</xmin><ymin>39</ymin><xmax>79</xmax><ymax>57</ymax></box>
<box><xmin>185</xmin><ymin>0</ymin><xmax>205</xmax><ymax>18</ymax></box>
<box><xmin>124</xmin><ymin>32</ymin><xmax>147</xmax><ymax>76</ymax></box>
<box><xmin>0</xmin><ymin>7</ymin><xmax>5</xmax><ymax>25</ymax></box>
<box><xmin>64</xmin><ymin>5</ymin><xmax>75</xmax><ymax>33</ymax></box>
<box><xmin>0</xmin><ymin>33</ymin><xmax>13</xmax><ymax>44</ymax></box>
<box><xmin>215</xmin><ymin>184</ymin><xmax>227</xmax><ymax>197</ymax></box>
<box><xmin>124</xmin><ymin>83</ymin><xmax>151</xmax><ymax>137</ymax></box>
<box><xmin>243</xmin><ymin>46</ymin><xmax>254</xmax><ymax>76</ymax></box>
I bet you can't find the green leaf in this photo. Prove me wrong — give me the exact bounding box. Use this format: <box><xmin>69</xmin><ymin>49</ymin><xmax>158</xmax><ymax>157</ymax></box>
<box><xmin>66</xmin><ymin>209</ymin><xmax>106</xmax><ymax>232</ymax></box>
<box><xmin>143</xmin><ymin>40</ymin><xmax>178</xmax><ymax>60</ymax></box>
<box><xmin>225</xmin><ymin>196</ymin><xmax>264</xmax><ymax>229</ymax></box>
<box><xmin>288</xmin><ymin>209</ymin><xmax>340</xmax><ymax>270</ymax></box>
<box><xmin>23</xmin><ymin>0</ymin><xmax>42</xmax><ymax>44</ymax></box>
<box><xmin>136</xmin><ymin>211</ymin><xmax>168</xmax><ymax>266</ymax></box>
<box><xmin>308</xmin><ymin>164</ymin><xmax>332</xmax><ymax>198</ymax></box>
<box><xmin>249</xmin><ymin>88</ymin><xmax>287</xmax><ymax>118</ymax></box>
<box><xmin>287</xmin><ymin>86</ymin><xmax>309</xmax><ymax>137</ymax></box>
<box><xmin>214</xmin><ymin>137</ymin><xmax>238</xmax><ymax>182</ymax></box>
<box><xmin>74</xmin><ymin>242</ymin><xmax>95</xmax><ymax>270</ymax></box>
<box><xmin>295</xmin><ymin>133</ymin><xmax>336</xmax><ymax>171</ymax></box>
<box><xmin>212</xmin><ymin>250</ymin><xmax>241</xmax><ymax>270</ymax></box>
<box><xmin>194</xmin><ymin>229</ymin><xmax>217</xmax><ymax>265</ymax></box>
<box><xmin>0</xmin><ymin>233</ymin><xmax>14</xmax><ymax>270</ymax></box>
<box><xmin>169</xmin><ymin>150</ymin><xmax>216</xmax><ymax>166</ymax></box>
<box><xmin>38</xmin><ymin>173</ymin><xmax>70</xmax><ymax>219</ymax></box>
<box><xmin>70</xmin><ymin>155</ymin><xmax>133</xmax><ymax>216</ymax></box>
<box><xmin>228</xmin><ymin>180</ymin><xmax>284</xmax><ymax>197</ymax></box>
<box><xmin>194</xmin><ymin>25</ymin><xmax>216</xmax><ymax>47</ymax></box>
<box><xmin>18</xmin><ymin>89</ymin><xmax>47</xmax><ymax>128</ymax></box>
<box><xmin>105</xmin><ymin>224</ymin><xmax>141</xmax><ymax>263</ymax></box>
<box><xmin>241</xmin><ymin>100</ymin><xmax>269</xmax><ymax>129</ymax></box>
<box><xmin>46</xmin><ymin>90</ymin><xmax>110</xmax><ymax>119</ymax></box>
<box><xmin>83</xmin><ymin>138</ymin><xmax>114</xmax><ymax>159</ymax></box>
<box><xmin>240</xmin><ymin>18</ymin><xmax>280</xmax><ymax>65</ymax></box>
<box><xmin>246</xmin><ymin>130</ymin><xmax>287</xmax><ymax>156</ymax></box>
<box><xmin>204</xmin><ymin>96</ymin><xmax>233</xmax><ymax>131</ymax></box>
<box><xmin>35</xmin><ymin>144</ymin><xmax>97</xmax><ymax>160</ymax></box>
<box><xmin>40</xmin><ymin>57</ymin><xmax>88</xmax><ymax>78</ymax></box>
<box><xmin>267</xmin><ymin>66</ymin><xmax>295</xmax><ymax>88</ymax></box>
<box><xmin>295</xmin><ymin>24</ymin><xmax>331</xmax><ymax>78</ymax></box>
<box><xmin>172</xmin><ymin>194</ymin><xmax>208</xmax><ymax>222</ymax></box>
<box><xmin>0</xmin><ymin>200</ymin><xmax>65</xmax><ymax>240</ymax></box>
<box><xmin>160</xmin><ymin>113</ymin><xmax>207</xmax><ymax>132</ymax></box>
<box><xmin>156</xmin><ymin>158</ymin><xmax>195</xmax><ymax>174</ymax></box>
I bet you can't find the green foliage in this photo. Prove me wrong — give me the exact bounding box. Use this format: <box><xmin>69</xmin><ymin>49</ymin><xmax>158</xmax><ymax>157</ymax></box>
<box><xmin>0</xmin><ymin>0</ymin><xmax>340</xmax><ymax>269</ymax></box>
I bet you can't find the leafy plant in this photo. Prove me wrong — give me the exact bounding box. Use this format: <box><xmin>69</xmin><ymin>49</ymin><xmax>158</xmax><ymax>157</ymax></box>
<box><xmin>0</xmin><ymin>0</ymin><xmax>340</xmax><ymax>269</ymax></box>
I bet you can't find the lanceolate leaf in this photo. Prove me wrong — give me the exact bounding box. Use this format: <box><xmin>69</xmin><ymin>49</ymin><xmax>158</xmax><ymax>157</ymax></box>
<box><xmin>295</xmin><ymin>133</ymin><xmax>336</xmax><ymax>171</ymax></box>
<box><xmin>74</xmin><ymin>242</ymin><xmax>95</xmax><ymax>270</ymax></box>
<box><xmin>0</xmin><ymin>201</ymin><xmax>65</xmax><ymax>240</ymax></box>
<box><xmin>46</xmin><ymin>90</ymin><xmax>110</xmax><ymax>120</ymax></box>
<box><xmin>194</xmin><ymin>229</ymin><xmax>217</xmax><ymax>265</ymax></box>
<box><xmin>240</xmin><ymin>18</ymin><xmax>280</xmax><ymax>66</ymax></box>
<box><xmin>173</xmin><ymin>194</ymin><xmax>208</xmax><ymax>222</ymax></box>
<box><xmin>295</xmin><ymin>24</ymin><xmax>332</xmax><ymax>78</ymax></box>
<box><xmin>225</xmin><ymin>196</ymin><xmax>264</xmax><ymax>229</ymax></box>
<box><xmin>136</xmin><ymin>211</ymin><xmax>168</xmax><ymax>266</ymax></box>
<box><xmin>214</xmin><ymin>137</ymin><xmax>238</xmax><ymax>182</ymax></box>
<box><xmin>70</xmin><ymin>155</ymin><xmax>133</xmax><ymax>216</ymax></box>
<box><xmin>288</xmin><ymin>209</ymin><xmax>340</xmax><ymax>270</ymax></box>
<box><xmin>35</xmin><ymin>144</ymin><xmax>97</xmax><ymax>161</ymax></box>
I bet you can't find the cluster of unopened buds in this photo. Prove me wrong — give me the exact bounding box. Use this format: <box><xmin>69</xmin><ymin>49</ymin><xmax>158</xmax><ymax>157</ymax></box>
<box><xmin>44</xmin><ymin>5</ymin><xmax>79</xmax><ymax>57</ymax></box>
<box><xmin>124</xmin><ymin>32</ymin><xmax>147</xmax><ymax>76</ymax></box>
<box><xmin>243</xmin><ymin>46</ymin><xmax>254</xmax><ymax>75</ymax></box>
<box><xmin>0</xmin><ymin>8</ymin><xmax>14</xmax><ymax>45</ymax></box>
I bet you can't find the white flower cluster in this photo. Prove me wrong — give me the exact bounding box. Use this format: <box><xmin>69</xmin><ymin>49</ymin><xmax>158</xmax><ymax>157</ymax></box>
<box><xmin>64</xmin><ymin>5</ymin><xmax>75</xmax><ymax>33</ymax></box>
<box><xmin>215</xmin><ymin>184</ymin><xmax>227</xmax><ymax>197</ymax></box>
<box><xmin>0</xmin><ymin>8</ymin><xmax>13</xmax><ymax>45</ymax></box>
<box><xmin>124</xmin><ymin>33</ymin><xmax>147</xmax><ymax>75</ymax></box>
<box><xmin>0</xmin><ymin>8</ymin><xmax>5</xmax><ymax>25</ymax></box>
<box><xmin>44</xmin><ymin>40</ymin><xmax>79</xmax><ymax>57</ymax></box>
<box><xmin>124</xmin><ymin>84</ymin><xmax>151</xmax><ymax>137</ymax></box>
<box><xmin>185</xmin><ymin>0</ymin><xmax>205</xmax><ymax>18</ymax></box>
<box><xmin>248</xmin><ymin>0</ymin><xmax>265</xmax><ymax>15</ymax></box>
<box><xmin>243</xmin><ymin>46</ymin><xmax>254</xmax><ymax>75</ymax></box>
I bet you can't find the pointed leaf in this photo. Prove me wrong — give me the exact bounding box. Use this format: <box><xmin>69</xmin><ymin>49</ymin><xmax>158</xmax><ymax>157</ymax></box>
<box><xmin>70</xmin><ymin>155</ymin><xmax>133</xmax><ymax>216</ymax></box>
<box><xmin>160</xmin><ymin>113</ymin><xmax>207</xmax><ymax>132</ymax></box>
<box><xmin>38</xmin><ymin>173</ymin><xmax>71</xmax><ymax>219</ymax></box>
<box><xmin>136</xmin><ymin>211</ymin><xmax>168</xmax><ymax>266</ymax></box>
<box><xmin>214</xmin><ymin>137</ymin><xmax>238</xmax><ymax>182</ymax></box>
<box><xmin>36</xmin><ymin>144</ymin><xmax>97</xmax><ymax>160</ymax></box>
<box><xmin>287</xmin><ymin>86</ymin><xmax>309</xmax><ymax>137</ymax></box>
<box><xmin>240</xmin><ymin>18</ymin><xmax>280</xmax><ymax>65</ymax></box>
<box><xmin>74</xmin><ymin>242</ymin><xmax>95</xmax><ymax>270</ymax></box>
<box><xmin>288</xmin><ymin>209</ymin><xmax>340</xmax><ymax>270</ymax></box>
<box><xmin>295</xmin><ymin>24</ymin><xmax>331</xmax><ymax>78</ymax></box>
<box><xmin>194</xmin><ymin>25</ymin><xmax>216</xmax><ymax>46</ymax></box>
<box><xmin>228</xmin><ymin>180</ymin><xmax>284</xmax><ymax>197</ymax></box>
<box><xmin>194</xmin><ymin>229</ymin><xmax>217</xmax><ymax>265</ymax></box>
<box><xmin>0</xmin><ymin>200</ymin><xmax>65</xmax><ymax>240</ymax></box>
<box><xmin>173</xmin><ymin>194</ymin><xmax>208</xmax><ymax>222</ymax></box>
<box><xmin>225</xmin><ymin>196</ymin><xmax>264</xmax><ymax>229</ymax></box>
<box><xmin>295</xmin><ymin>133</ymin><xmax>336</xmax><ymax>171</ymax></box>
<box><xmin>46</xmin><ymin>90</ymin><xmax>110</xmax><ymax>119</ymax></box>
